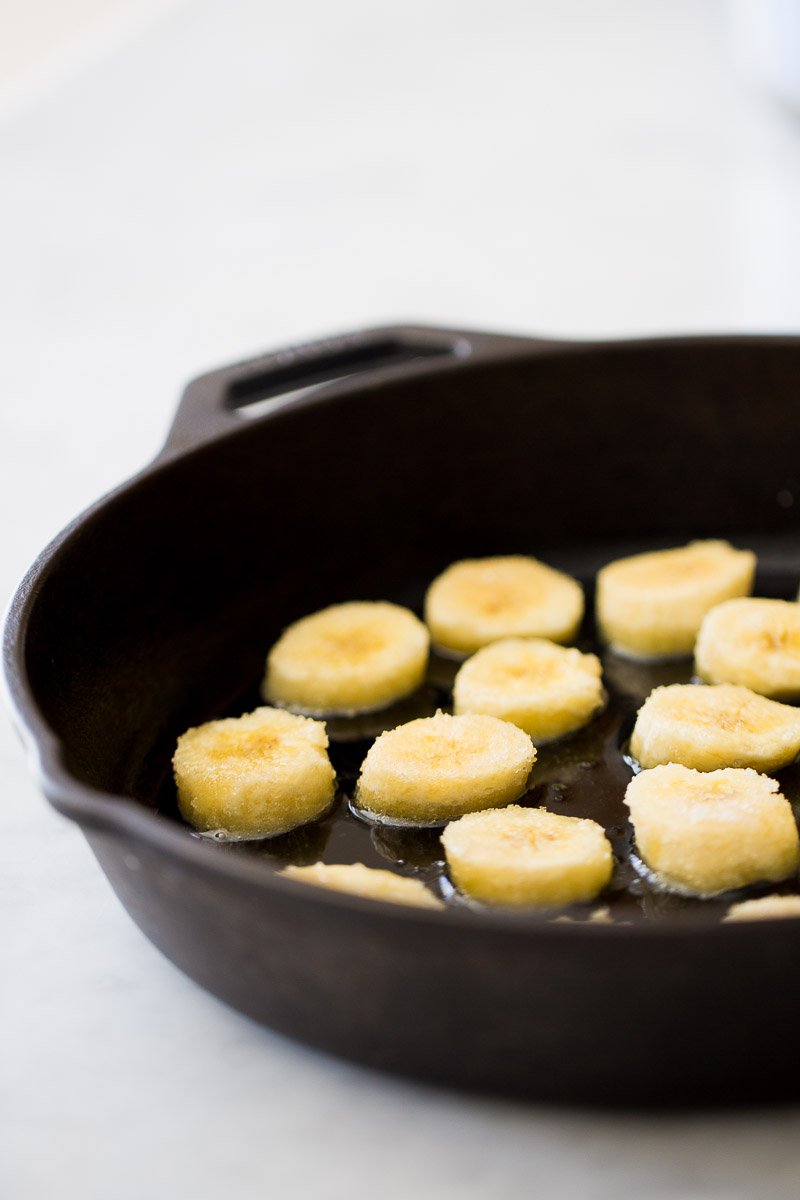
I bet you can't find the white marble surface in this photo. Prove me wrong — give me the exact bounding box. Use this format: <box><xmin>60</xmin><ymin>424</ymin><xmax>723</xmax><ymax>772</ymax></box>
<box><xmin>4</xmin><ymin>1</ymin><xmax>800</xmax><ymax>1196</ymax></box>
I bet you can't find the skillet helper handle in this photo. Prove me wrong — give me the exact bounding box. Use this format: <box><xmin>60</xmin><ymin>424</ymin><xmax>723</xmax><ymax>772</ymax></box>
<box><xmin>163</xmin><ymin>324</ymin><xmax>560</xmax><ymax>454</ymax></box>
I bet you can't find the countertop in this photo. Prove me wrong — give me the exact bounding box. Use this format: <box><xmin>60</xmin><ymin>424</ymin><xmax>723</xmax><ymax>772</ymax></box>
<box><xmin>4</xmin><ymin>1</ymin><xmax>800</xmax><ymax>1196</ymax></box>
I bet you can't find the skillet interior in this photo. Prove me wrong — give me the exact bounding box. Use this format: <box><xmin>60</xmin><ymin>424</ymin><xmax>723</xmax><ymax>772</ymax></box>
<box><xmin>10</xmin><ymin>329</ymin><xmax>800</xmax><ymax>1102</ymax></box>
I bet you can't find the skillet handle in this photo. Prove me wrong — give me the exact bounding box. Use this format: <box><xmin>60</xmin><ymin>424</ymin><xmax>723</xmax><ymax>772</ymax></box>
<box><xmin>162</xmin><ymin>324</ymin><xmax>562</xmax><ymax>453</ymax></box>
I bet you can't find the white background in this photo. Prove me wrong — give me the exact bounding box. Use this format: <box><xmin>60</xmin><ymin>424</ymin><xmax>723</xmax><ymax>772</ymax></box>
<box><xmin>3</xmin><ymin>2</ymin><xmax>800</xmax><ymax>1197</ymax></box>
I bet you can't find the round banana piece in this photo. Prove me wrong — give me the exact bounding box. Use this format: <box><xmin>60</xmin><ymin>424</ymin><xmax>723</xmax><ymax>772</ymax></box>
<box><xmin>724</xmin><ymin>894</ymin><xmax>800</xmax><ymax>922</ymax></box>
<box><xmin>624</xmin><ymin>764</ymin><xmax>800</xmax><ymax>896</ymax></box>
<box><xmin>629</xmin><ymin>683</ymin><xmax>800</xmax><ymax>772</ymax></box>
<box><xmin>453</xmin><ymin>637</ymin><xmax>605</xmax><ymax>743</ymax></box>
<box><xmin>263</xmin><ymin>600</ymin><xmax>429</xmax><ymax>715</ymax></box>
<box><xmin>441</xmin><ymin>805</ymin><xmax>613</xmax><ymax>908</ymax></box>
<box><xmin>596</xmin><ymin>540</ymin><xmax>755</xmax><ymax>660</ymax></box>
<box><xmin>424</xmin><ymin>555</ymin><xmax>584</xmax><ymax>656</ymax></box>
<box><xmin>281</xmin><ymin>862</ymin><xmax>442</xmax><ymax>909</ymax></box>
<box><xmin>174</xmin><ymin>706</ymin><xmax>336</xmax><ymax>838</ymax></box>
<box><xmin>695</xmin><ymin>597</ymin><xmax>800</xmax><ymax>700</ymax></box>
<box><xmin>355</xmin><ymin>710</ymin><xmax>536</xmax><ymax>825</ymax></box>
<box><xmin>552</xmin><ymin>906</ymin><xmax>613</xmax><ymax>925</ymax></box>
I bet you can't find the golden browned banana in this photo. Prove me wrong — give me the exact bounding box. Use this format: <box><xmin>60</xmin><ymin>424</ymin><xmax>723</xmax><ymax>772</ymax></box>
<box><xmin>695</xmin><ymin>597</ymin><xmax>800</xmax><ymax>700</ymax></box>
<box><xmin>596</xmin><ymin>540</ymin><xmax>755</xmax><ymax>659</ymax></box>
<box><xmin>441</xmin><ymin>804</ymin><xmax>613</xmax><ymax>907</ymax></box>
<box><xmin>724</xmin><ymin>894</ymin><xmax>800</xmax><ymax>922</ymax></box>
<box><xmin>424</xmin><ymin>555</ymin><xmax>584</xmax><ymax>655</ymax></box>
<box><xmin>263</xmin><ymin>600</ymin><xmax>429</xmax><ymax>714</ymax></box>
<box><xmin>453</xmin><ymin>636</ymin><xmax>604</xmax><ymax>742</ymax></box>
<box><xmin>624</xmin><ymin>763</ymin><xmax>800</xmax><ymax>896</ymax></box>
<box><xmin>355</xmin><ymin>710</ymin><xmax>536</xmax><ymax>825</ymax></box>
<box><xmin>281</xmin><ymin>862</ymin><xmax>442</xmax><ymax>908</ymax></box>
<box><xmin>629</xmin><ymin>683</ymin><xmax>800</xmax><ymax>772</ymax></box>
<box><xmin>174</xmin><ymin>706</ymin><xmax>335</xmax><ymax>838</ymax></box>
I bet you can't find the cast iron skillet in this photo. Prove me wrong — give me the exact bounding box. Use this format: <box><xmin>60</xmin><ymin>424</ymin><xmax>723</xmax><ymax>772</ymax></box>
<box><xmin>7</xmin><ymin>324</ymin><xmax>800</xmax><ymax>1106</ymax></box>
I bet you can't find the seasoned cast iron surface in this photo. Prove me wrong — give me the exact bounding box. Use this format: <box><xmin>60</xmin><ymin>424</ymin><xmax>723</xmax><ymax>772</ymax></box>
<box><xmin>150</xmin><ymin>560</ymin><xmax>800</xmax><ymax>925</ymax></box>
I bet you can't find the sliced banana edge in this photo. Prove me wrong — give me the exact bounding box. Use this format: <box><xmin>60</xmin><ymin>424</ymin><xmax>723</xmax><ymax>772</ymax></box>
<box><xmin>596</xmin><ymin>539</ymin><xmax>756</xmax><ymax>660</ymax></box>
<box><xmin>424</xmin><ymin>555</ymin><xmax>584</xmax><ymax>656</ymax></box>
<box><xmin>453</xmin><ymin>636</ymin><xmax>605</xmax><ymax>743</ymax></box>
<box><xmin>174</xmin><ymin>706</ymin><xmax>336</xmax><ymax>839</ymax></box>
<box><xmin>552</xmin><ymin>906</ymin><xmax>613</xmax><ymax>925</ymax></box>
<box><xmin>263</xmin><ymin>600</ymin><xmax>429</xmax><ymax>715</ymax></box>
<box><xmin>629</xmin><ymin>682</ymin><xmax>800</xmax><ymax>773</ymax></box>
<box><xmin>624</xmin><ymin>763</ymin><xmax>800</xmax><ymax>897</ymax></box>
<box><xmin>281</xmin><ymin>862</ymin><xmax>443</xmax><ymax>909</ymax></box>
<box><xmin>441</xmin><ymin>804</ymin><xmax>613</xmax><ymax>908</ymax></box>
<box><xmin>695</xmin><ymin>597</ymin><xmax>800</xmax><ymax>700</ymax></box>
<box><xmin>724</xmin><ymin>894</ymin><xmax>800</xmax><ymax>922</ymax></box>
<box><xmin>354</xmin><ymin>710</ymin><xmax>536</xmax><ymax>826</ymax></box>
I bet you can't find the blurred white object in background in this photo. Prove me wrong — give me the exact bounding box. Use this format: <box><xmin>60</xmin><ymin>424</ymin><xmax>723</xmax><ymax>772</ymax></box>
<box><xmin>732</xmin><ymin>0</ymin><xmax>800</xmax><ymax>114</ymax></box>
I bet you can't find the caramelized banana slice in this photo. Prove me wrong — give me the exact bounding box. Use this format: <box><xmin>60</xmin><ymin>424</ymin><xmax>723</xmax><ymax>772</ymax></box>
<box><xmin>453</xmin><ymin>637</ymin><xmax>604</xmax><ymax>743</ymax></box>
<box><xmin>724</xmin><ymin>894</ymin><xmax>800</xmax><ymax>922</ymax></box>
<box><xmin>441</xmin><ymin>805</ymin><xmax>613</xmax><ymax>907</ymax></box>
<box><xmin>355</xmin><ymin>710</ymin><xmax>536</xmax><ymax>825</ymax></box>
<box><xmin>695</xmin><ymin>597</ymin><xmax>800</xmax><ymax>700</ymax></box>
<box><xmin>596</xmin><ymin>540</ymin><xmax>755</xmax><ymax>660</ymax></box>
<box><xmin>624</xmin><ymin>764</ymin><xmax>800</xmax><ymax>896</ymax></box>
<box><xmin>424</xmin><ymin>555</ymin><xmax>584</xmax><ymax>656</ymax></box>
<box><xmin>174</xmin><ymin>707</ymin><xmax>335</xmax><ymax>838</ymax></box>
<box><xmin>630</xmin><ymin>683</ymin><xmax>800</xmax><ymax>772</ymax></box>
<box><xmin>281</xmin><ymin>862</ymin><xmax>442</xmax><ymax>908</ymax></box>
<box><xmin>263</xmin><ymin>601</ymin><xmax>429</xmax><ymax>715</ymax></box>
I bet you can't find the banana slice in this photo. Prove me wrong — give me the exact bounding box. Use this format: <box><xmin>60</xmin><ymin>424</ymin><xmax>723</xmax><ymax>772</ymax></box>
<box><xmin>629</xmin><ymin>682</ymin><xmax>800</xmax><ymax>772</ymax></box>
<box><xmin>441</xmin><ymin>805</ymin><xmax>613</xmax><ymax>907</ymax></box>
<box><xmin>695</xmin><ymin>597</ymin><xmax>800</xmax><ymax>700</ymax></box>
<box><xmin>624</xmin><ymin>764</ymin><xmax>800</xmax><ymax>896</ymax></box>
<box><xmin>596</xmin><ymin>540</ymin><xmax>755</xmax><ymax>660</ymax></box>
<box><xmin>263</xmin><ymin>601</ymin><xmax>429</xmax><ymax>715</ymax></box>
<box><xmin>453</xmin><ymin>637</ymin><xmax>605</xmax><ymax>743</ymax></box>
<box><xmin>355</xmin><ymin>710</ymin><xmax>536</xmax><ymax>825</ymax></box>
<box><xmin>281</xmin><ymin>862</ymin><xmax>442</xmax><ymax>909</ymax></box>
<box><xmin>724</xmin><ymin>894</ymin><xmax>800</xmax><ymax>922</ymax></box>
<box><xmin>552</xmin><ymin>906</ymin><xmax>613</xmax><ymax>925</ymax></box>
<box><xmin>424</xmin><ymin>555</ymin><xmax>584</xmax><ymax>656</ymax></box>
<box><xmin>174</xmin><ymin>706</ymin><xmax>336</xmax><ymax>838</ymax></box>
